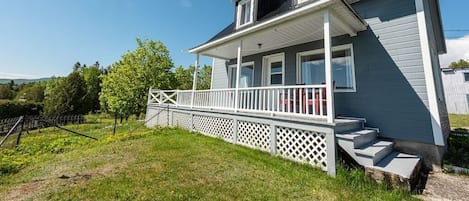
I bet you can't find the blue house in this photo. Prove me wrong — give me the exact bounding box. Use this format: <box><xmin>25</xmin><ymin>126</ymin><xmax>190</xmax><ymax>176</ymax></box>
<box><xmin>146</xmin><ymin>0</ymin><xmax>449</xmax><ymax>188</ymax></box>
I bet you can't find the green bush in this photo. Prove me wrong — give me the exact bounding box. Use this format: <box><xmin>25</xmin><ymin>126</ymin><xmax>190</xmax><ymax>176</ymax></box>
<box><xmin>0</xmin><ymin>101</ymin><xmax>43</xmax><ymax>119</ymax></box>
<box><xmin>444</xmin><ymin>133</ymin><xmax>469</xmax><ymax>169</ymax></box>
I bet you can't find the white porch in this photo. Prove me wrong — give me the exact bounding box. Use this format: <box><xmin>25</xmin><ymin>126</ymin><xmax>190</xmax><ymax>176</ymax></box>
<box><xmin>188</xmin><ymin>0</ymin><xmax>367</xmax><ymax>124</ymax></box>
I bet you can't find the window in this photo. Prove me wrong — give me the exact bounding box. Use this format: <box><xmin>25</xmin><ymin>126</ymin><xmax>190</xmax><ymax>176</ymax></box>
<box><xmin>270</xmin><ymin>62</ymin><xmax>283</xmax><ymax>85</ymax></box>
<box><xmin>237</xmin><ymin>0</ymin><xmax>253</xmax><ymax>28</ymax></box>
<box><xmin>464</xmin><ymin>72</ymin><xmax>469</xmax><ymax>82</ymax></box>
<box><xmin>297</xmin><ymin>0</ymin><xmax>310</xmax><ymax>5</ymax></box>
<box><xmin>297</xmin><ymin>45</ymin><xmax>356</xmax><ymax>92</ymax></box>
<box><xmin>229</xmin><ymin>62</ymin><xmax>254</xmax><ymax>88</ymax></box>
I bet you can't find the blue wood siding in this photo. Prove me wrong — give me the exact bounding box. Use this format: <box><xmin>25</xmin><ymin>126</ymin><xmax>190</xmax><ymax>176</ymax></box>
<box><xmin>336</xmin><ymin>0</ymin><xmax>433</xmax><ymax>144</ymax></box>
<box><xmin>211</xmin><ymin>0</ymin><xmax>436</xmax><ymax>144</ymax></box>
<box><xmin>211</xmin><ymin>58</ymin><xmax>229</xmax><ymax>89</ymax></box>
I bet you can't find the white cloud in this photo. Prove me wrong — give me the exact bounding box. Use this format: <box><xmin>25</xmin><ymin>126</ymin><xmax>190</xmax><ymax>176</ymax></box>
<box><xmin>0</xmin><ymin>72</ymin><xmax>41</xmax><ymax>79</ymax></box>
<box><xmin>439</xmin><ymin>35</ymin><xmax>469</xmax><ymax>68</ymax></box>
<box><xmin>180</xmin><ymin>0</ymin><xmax>192</xmax><ymax>8</ymax></box>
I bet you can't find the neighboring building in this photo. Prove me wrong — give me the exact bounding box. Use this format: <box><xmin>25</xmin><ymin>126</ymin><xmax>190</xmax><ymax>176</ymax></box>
<box><xmin>441</xmin><ymin>67</ymin><xmax>469</xmax><ymax>114</ymax></box>
<box><xmin>146</xmin><ymin>0</ymin><xmax>449</xmax><ymax>187</ymax></box>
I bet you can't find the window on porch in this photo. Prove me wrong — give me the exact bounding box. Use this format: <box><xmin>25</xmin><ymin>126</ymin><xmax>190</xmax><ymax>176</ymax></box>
<box><xmin>229</xmin><ymin>62</ymin><xmax>254</xmax><ymax>88</ymax></box>
<box><xmin>297</xmin><ymin>45</ymin><xmax>356</xmax><ymax>92</ymax></box>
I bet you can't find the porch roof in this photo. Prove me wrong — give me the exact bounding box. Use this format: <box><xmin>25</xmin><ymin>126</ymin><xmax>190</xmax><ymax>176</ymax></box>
<box><xmin>189</xmin><ymin>0</ymin><xmax>367</xmax><ymax>60</ymax></box>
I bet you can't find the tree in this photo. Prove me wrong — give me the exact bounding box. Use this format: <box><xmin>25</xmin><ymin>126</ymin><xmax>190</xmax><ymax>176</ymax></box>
<box><xmin>100</xmin><ymin>38</ymin><xmax>175</xmax><ymax>119</ymax></box>
<box><xmin>174</xmin><ymin>65</ymin><xmax>212</xmax><ymax>90</ymax></box>
<box><xmin>15</xmin><ymin>82</ymin><xmax>46</xmax><ymax>102</ymax></box>
<box><xmin>0</xmin><ymin>85</ymin><xmax>14</xmax><ymax>100</ymax></box>
<box><xmin>198</xmin><ymin>65</ymin><xmax>212</xmax><ymax>90</ymax></box>
<box><xmin>43</xmin><ymin>72</ymin><xmax>87</xmax><ymax>115</ymax></box>
<box><xmin>79</xmin><ymin>63</ymin><xmax>103</xmax><ymax>113</ymax></box>
<box><xmin>73</xmin><ymin>62</ymin><xmax>82</xmax><ymax>72</ymax></box>
<box><xmin>174</xmin><ymin>65</ymin><xmax>194</xmax><ymax>90</ymax></box>
<box><xmin>449</xmin><ymin>59</ymin><xmax>469</xmax><ymax>68</ymax></box>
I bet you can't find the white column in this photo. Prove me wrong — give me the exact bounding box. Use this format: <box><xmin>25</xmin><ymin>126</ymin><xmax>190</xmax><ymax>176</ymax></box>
<box><xmin>191</xmin><ymin>54</ymin><xmax>200</xmax><ymax>109</ymax></box>
<box><xmin>324</xmin><ymin>10</ymin><xmax>335</xmax><ymax>123</ymax></box>
<box><xmin>234</xmin><ymin>40</ymin><xmax>243</xmax><ymax>112</ymax></box>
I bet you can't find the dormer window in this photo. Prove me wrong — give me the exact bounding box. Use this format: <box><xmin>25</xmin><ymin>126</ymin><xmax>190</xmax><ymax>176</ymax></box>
<box><xmin>297</xmin><ymin>0</ymin><xmax>310</xmax><ymax>5</ymax></box>
<box><xmin>237</xmin><ymin>0</ymin><xmax>254</xmax><ymax>28</ymax></box>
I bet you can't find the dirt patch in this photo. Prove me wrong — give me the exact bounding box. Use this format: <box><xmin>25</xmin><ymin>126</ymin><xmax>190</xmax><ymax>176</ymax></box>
<box><xmin>2</xmin><ymin>163</ymin><xmax>124</xmax><ymax>201</ymax></box>
<box><xmin>417</xmin><ymin>172</ymin><xmax>469</xmax><ymax>201</ymax></box>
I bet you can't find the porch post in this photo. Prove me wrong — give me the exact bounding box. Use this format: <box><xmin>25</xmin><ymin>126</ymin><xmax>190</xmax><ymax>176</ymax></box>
<box><xmin>191</xmin><ymin>54</ymin><xmax>200</xmax><ymax>109</ymax></box>
<box><xmin>234</xmin><ymin>40</ymin><xmax>243</xmax><ymax>112</ymax></box>
<box><xmin>324</xmin><ymin>10</ymin><xmax>335</xmax><ymax>124</ymax></box>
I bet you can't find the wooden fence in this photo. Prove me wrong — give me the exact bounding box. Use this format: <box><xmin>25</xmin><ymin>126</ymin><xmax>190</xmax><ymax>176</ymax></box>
<box><xmin>0</xmin><ymin>115</ymin><xmax>84</xmax><ymax>135</ymax></box>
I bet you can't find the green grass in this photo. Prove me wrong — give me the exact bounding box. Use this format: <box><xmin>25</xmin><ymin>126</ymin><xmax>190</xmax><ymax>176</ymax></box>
<box><xmin>0</xmin><ymin>116</ymin><xmax>418</xmax><ymax>201</ymax></box>
<box><xmin>449</xmin><ymin>114</ymin><xmax>469</xmax><ymax>128</ymax></box>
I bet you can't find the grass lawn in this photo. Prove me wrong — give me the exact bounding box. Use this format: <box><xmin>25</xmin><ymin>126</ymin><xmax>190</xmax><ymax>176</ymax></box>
<box><xmin>0</xmin><ymin>116</ymin><xmax>418</xmax><ymax>201</ymax></box>
<box><xmin>448</xmin><ymin>114</ymin><xmax>469</xmax><ymax>128</ymax></box>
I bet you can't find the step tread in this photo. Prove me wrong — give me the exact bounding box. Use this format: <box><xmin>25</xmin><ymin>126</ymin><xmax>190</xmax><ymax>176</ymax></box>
<box><xmin>336</xmin><ymin>129</ymin><xmax>376</xmax><ymax>140</ymax></box>
<box><xmin>369</xmin><ymin>152</ymin><xmax>421</xmax><ymax>179</ymax></box>
<box><xmin>355</xmin><ymin>140</ymin><xmax>393</xmax><ymax>157</ymax></box>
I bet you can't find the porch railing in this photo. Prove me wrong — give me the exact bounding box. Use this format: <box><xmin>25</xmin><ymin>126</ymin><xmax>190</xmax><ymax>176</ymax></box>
<box><xmin>148</xmin><ymin>85</ymin><xmax>328</xmax><ymax>118</ymax></box>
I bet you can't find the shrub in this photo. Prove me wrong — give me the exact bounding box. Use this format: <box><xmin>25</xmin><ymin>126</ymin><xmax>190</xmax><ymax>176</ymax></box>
<box><xmin>0</xmin><ymin>101</ymin><xmax>43</xmax><ymax>119</ymax></box>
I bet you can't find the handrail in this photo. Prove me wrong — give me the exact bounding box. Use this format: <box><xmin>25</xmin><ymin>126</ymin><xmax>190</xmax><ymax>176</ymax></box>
<box><xmin>148</xmin><ymin>84</ymin><xmax>329</xmax><ymax>118</ymax></box>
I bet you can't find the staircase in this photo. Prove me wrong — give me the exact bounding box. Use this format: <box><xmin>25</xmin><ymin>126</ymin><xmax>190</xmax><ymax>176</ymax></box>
<box><xmin>336</xmin><ymin>120</ymin><xmax>422</xmax><ymax>190</ymax></box>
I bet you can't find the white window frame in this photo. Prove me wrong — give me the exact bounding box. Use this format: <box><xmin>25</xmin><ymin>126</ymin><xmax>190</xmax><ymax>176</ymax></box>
<box><xmin>464</xmin><ymin>72</ymin><xmax>469</xmax><ymax>82</ymax></box>
<box><xmin>229</xmin><ymin>61</ymin><xmax>255</xmax><ymax>88</ymax></box>
<box><xmin>296</xmin><ymin>44</ymin><xmax>356</xmax><ymax>92</ymax></box>
<box><xmin>263</xmin><ymin>53</ymin><xmax>285</xmax><ymax>86</ymax></box>
<box><xmin>296</xmin><ymin>0</ymin><xmax>310</xmax><ymax>5</ymax></box>
<box><xmin>236</xmin><ymin>0</ymin><xmax>254</xmax><ymax>29</ymax></box>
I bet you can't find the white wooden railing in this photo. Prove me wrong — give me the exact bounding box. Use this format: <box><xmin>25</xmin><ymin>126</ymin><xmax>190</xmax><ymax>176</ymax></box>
<box><xmin>148</xmin><ymin>85</ymin><xmax>328</xmax><ymax>118</ymax></box>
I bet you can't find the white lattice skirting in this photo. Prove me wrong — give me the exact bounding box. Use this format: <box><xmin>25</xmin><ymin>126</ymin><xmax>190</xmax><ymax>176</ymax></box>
<box><xmin>146</xmin><ymin>107</ymin><xmax>331</xmax><ymax>172</ymax></box>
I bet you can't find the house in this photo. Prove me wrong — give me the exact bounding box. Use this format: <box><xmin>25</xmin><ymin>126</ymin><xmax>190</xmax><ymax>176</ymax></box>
<box><xmin>441</xmin><ymin>67</ymin><xmax>469</xmax><ymax>114</ymax></box>
<box><xmin>146</xmin><ymin>0</ymin><xmax>449</xmax><ymax>188</ymax></box>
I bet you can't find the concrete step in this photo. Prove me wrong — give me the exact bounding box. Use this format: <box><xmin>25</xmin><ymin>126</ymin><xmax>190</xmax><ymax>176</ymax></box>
<box><xmin>336</xmin><ymin>129</ymin><xmax>377</xmax><ymax>148</ymax></box>
<box><xmin>355</xmin><ymin>140</ymin><xmax>394</xmax><ymax>166</ymax></box>
<box><xmin>365</xmin><ymin>152</ymin><xmax>422</xmax><ymax>190</ymax></box>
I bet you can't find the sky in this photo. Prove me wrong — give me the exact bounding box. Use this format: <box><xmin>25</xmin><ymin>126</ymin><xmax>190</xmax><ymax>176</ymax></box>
<box><xmin>0</xmin><ymin>0</ymin><xmax>467</xmax><ymax>79</ymax></box>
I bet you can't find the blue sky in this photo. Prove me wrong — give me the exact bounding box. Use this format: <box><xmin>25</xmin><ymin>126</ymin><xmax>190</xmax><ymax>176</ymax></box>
<box><xmin>0</xmin><ymin>0</ymin><xmax>467</xmax><ymax>79</ymax></box>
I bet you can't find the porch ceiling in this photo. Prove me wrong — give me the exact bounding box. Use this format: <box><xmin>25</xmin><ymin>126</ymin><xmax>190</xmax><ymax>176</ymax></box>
<box><xmin>190</xmin><ymin>0</ymin><xmax>367</xmax><ymax>60</ymax></box>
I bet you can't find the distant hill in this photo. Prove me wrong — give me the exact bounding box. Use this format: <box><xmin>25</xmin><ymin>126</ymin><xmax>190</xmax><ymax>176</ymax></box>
<box><xmin>0</xmin><ymin>78</ymin><xmax>52</xmax><ymax>84</ymax></box>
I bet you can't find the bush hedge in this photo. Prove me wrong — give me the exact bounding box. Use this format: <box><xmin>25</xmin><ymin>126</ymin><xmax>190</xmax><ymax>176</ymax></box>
<box><xmin>0</xmin><ymin>101</ymin><xmax>43</xmax><ymax>119</ymax></box>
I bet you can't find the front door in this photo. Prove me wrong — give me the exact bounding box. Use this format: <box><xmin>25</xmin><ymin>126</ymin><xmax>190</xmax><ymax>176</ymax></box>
<box><xmin>263</xmin><ymin>53</ymin><xmax>285</xmax><ymax>86</ymax></box>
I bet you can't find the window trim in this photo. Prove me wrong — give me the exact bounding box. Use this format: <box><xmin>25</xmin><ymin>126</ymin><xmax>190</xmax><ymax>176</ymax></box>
<box><xmin>263</xmin><ymin>53</ymin><xmax>285</xmax><ymax>86</ymax></box>
<box><xmin>464</xmin><ymin>72</ymin><xmax>469</xmax><ymax>82</ymax></box>
<box><xmin>236</xmin><ymin>0</ymin><xmax>255</xmax><ymax>29</ymax></box>
<box><xmin>228</xmin><ymin>61</ymin><xmax>255</xmax><ymax>88</ymax></box>
<box><xmin>296</xmin><ymin>44</ymin><xmax>356</xmax><ymax>92</ymax></box>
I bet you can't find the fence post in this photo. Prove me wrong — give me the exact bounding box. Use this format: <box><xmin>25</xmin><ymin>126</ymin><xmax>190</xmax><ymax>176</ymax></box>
<box><xmin>232</xmin><ymin>118</ymin><xmax>238</xmax><ymax>144</ymax></box>
<box><xmin>270</xmin><ymin>123</ymin><xmax>277</xmax><ymax>155</ymax></box>
<box><xmin>326</xmin><ymin>127</ymin><xmax>336</xmax><ymax>177</ymax></box>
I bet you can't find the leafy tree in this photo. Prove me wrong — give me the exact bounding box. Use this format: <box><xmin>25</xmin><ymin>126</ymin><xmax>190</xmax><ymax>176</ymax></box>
<box><xmin>100</xmin><ymin>38</ymin><xmax>175</xmax><ymax>118</ymax></box>
<box><xmin>198</xmin><ymin>65</ymin><xmax>212</xmax><ymax>90</ymax></box>
<box><xmin>0</xmin><ymin>85</ymin><xmax>15</xmax><ymax>100</ymax></box>
<box><xmin>73</xmin><ymin>62</ymin><xmax>82</xmax><ymax>72</ymax></box>
<box><xmin>43</xmin><ymin>72</ymin><xmax>87</xmax><ymax>115</ymax></box>
<box><xmin>174</xmin><ymin>65</ymin><xmax>212</xmax><ymax>90</ymax></box>
<box><xmin>174</xmin><ymin>65</ymin><xmax>194</xmax><ymax>90</ymax></box>
<box><xmin>449</xmin><ymin>59</ymin><xmax>469</xmax><ymax>68</ymax></box>
<box><xmin>15</xmin><ymin>82</ymin><xmax>46</xmax><ymax>102</ymax></box>
<box><xmin>79</xmin><ymin>63</ymin><xmax>103</xmax><ymax>113</ymax></box>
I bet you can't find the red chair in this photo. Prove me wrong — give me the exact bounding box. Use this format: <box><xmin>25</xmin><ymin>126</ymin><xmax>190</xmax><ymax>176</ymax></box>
<box><xmin>313</xmin><ymin>81</ymin><xmax>335</xmax><ymax>115</ymax></box>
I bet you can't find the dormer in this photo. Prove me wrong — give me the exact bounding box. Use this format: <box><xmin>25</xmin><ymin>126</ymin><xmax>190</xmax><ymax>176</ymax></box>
<box><xmin>235</xmin><ymin>0</ymin><xmax>255</xmax><ymax>29</ymax></box>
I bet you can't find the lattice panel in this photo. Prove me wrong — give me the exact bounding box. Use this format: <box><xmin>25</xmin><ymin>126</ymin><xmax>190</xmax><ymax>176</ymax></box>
<box><xmin>172</xmin><ymin>112</ymin><xmax>192</xmax><ymax>130</ymax></box>
<box><xmin>237</xmin><ymin>121</ymin><xmax>270</xmax><ymax>152</ymax></box>
<box><xmin>145</xmin><ymin>108</ymin><xmax>159</xmax><ymax>127</ymax></box>
<box><xmin>193</xmin><ymin>115</ymin><xmax>234</xmax><ymax>141</ymax></box>
<box><xmin>157</xmin><ymin>109</ymin><xmax>169</xmax><ymax>126</ymax></box>
<box><xmin>276</xmin><ymin>127</ymin><xmax>327</xmax><ymax>170</ymax></box>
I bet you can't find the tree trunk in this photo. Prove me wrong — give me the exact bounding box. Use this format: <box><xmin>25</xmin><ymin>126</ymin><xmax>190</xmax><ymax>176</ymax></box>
<box><xmin>113</xmin><ymin>114</ymin><xmax>117</xmax><ymax>135</ymax></box>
